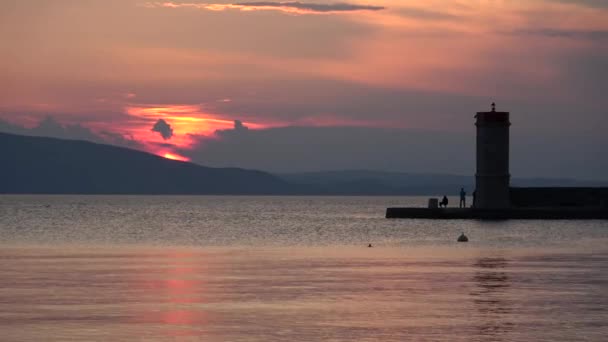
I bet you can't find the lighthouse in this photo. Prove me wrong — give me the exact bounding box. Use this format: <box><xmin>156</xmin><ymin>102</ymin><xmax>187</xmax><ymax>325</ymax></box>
<box><xmin>475</xmin><ymin>103</ymin><xmax>511</xmax><ymax>209</ymax></box>
<box><xmin>387</xmin><ymin>103</ymin><xmax>608</xmax><ymax>219</ymax></box>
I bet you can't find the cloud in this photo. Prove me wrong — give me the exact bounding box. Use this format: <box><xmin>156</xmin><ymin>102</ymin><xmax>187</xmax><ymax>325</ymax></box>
<box><xmin>1</xmin><ymin>116</ymin><xmax>105</xmax><ymax>143</ymax></box>
<box><xmin>396</xmin><ymin>7</ymin><xmax>460</xmax><ymax>21</ymax></box>
<box><xmin>148</xmin><ymin>1</ymin><xmax>385</xmax><ymax>14</ymax></box>
<box><xmin>0</xmin><ymin>118</ymin><xmax>26</xmax><ymax>135</ymax></box>
<box><xmin>508</xmin><ymin>28</ymin><xmax>608</xmax><ymax>40</ymax></box>
<box><xmin>214</xmin><ymin>119</ymin><xmax>251</xmax><ymax>140</ymax></box>
<box><xmin>184</xmin><ymin>124</ymin><xmax>608</xmax><ymax>180</ymax></box>
<box><xmin>552</xmin><ymin>0</ymin><xmax>608</xmax><ymax>8</ymax></box>
<box><xmin>234</xmin><ymin>119</ymin><xmax>249</xmax><ymax>131</ymax></box>
<box><xmin>233</xmin><ymin>1</ymin><xmax>384</xmax><ymax>12</ymax></box>
<box><xmin>0</xmin><ymin>116</ymin><xmax>141</xmax><ymax>149</ymax></box>
<box><xmin>2</xmin><ymin>0</ymin><xmax>607</xmax><ymax>180</ymax></box>
<box><xmin>97</xmin><ymin>130</ymin><xmax>141</xmax><ymax>148</ymax></box>
<box><xmin>189</xmin><ymin>125</ymin><xmax>474</xmax><ymax>178</ymax></box>
<box><xmin>190</xmin><ymin>125</ymin><xmax>474</xmax><ymax>174</ymax></box>
<box><xmin>35</xmin><ymin>116</ymin><xmax>102</xmax><ymax>142</ymax></box>
<box><xmin>151</xmin><ymin>118</ymin><xmax>174</xmax><ymax>140</ymax></box>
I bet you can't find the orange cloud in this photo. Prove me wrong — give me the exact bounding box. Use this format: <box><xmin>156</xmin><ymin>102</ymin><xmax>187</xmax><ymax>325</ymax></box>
<box><xmin>123</xmin><ymin>104</ymin><xmax>272</xmax><ymax>160</ymax></box>
<box><xmin>126</xmin><ymin>105</ymin><xmax>232</xmax><ymax>140</ymax></box>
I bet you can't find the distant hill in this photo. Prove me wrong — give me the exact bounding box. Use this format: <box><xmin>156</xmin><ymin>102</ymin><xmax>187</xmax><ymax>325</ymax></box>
<box><xmin>3</xmin><ymin>133</ymin><xmax>605</xmax><ymax>195</ymax></box>
<box><xmin>277</xmin><ymin>170</ymin><xmax>469</xmax><ymax>195</ymax></box>
<box><xmin>0</xmin><ymin>132</ymin><xmax>288</xmax><ymax>194</ymax></box>
<box><xmin>278</xmin><ymin>170</ymin><xmax>608</xmax><ymax>196</ymax></box>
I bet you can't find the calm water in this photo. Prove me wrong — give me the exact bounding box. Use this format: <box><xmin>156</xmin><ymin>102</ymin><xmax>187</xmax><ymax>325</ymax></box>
<box><xmin>1</xmin><ymin>195</ymin><xmax>607</xmax><ymax>341</ymax></box>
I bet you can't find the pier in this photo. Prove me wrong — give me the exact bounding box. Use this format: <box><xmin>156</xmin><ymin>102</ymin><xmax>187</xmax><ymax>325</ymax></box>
<box><xmin>386</xmin><ymin>104</ymin><xmax>608</xmax><ymax>220</ymax></box>
<box><xmin>386</xmin><ymin>207</ymin><xmax>608</xmax><ymax>220</ymax></box>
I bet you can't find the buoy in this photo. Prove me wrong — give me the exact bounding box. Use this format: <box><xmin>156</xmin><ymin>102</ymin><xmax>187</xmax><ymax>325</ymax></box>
<box><xmin>457</xmin><ymin>233</ymin><xmax>469</xmax><ymax>242</ymax></box>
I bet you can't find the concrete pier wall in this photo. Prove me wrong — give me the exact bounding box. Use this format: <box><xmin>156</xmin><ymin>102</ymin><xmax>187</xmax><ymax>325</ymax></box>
<box><xmin>386</xmin><ymin>207</ymin><xmax>608</xmax><ymax>220</ymax></box>
<box><xmin>510</xmin><ymin>187</ymin><xmax>608</xmax><ymax>208</ymax></box>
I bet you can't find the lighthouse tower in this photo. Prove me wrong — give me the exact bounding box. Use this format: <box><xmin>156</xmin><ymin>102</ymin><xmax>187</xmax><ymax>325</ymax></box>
<box><xmin>475</xmin><ymin>103</ymin><xmax>511</xmax><ymax>209</ymax></box>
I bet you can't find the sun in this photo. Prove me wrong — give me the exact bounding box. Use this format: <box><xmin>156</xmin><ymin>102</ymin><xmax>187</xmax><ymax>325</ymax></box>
<box><xmin>163</xmin><ymin>152</ymin><xmax>190</xmax><ymax>162</ymax></box>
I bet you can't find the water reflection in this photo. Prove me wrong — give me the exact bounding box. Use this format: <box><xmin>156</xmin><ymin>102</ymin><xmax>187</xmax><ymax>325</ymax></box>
<box><xmin>1</xmin><ymin>245</ymin><xmax>607</xmax><ymax>341</ymax></box>
<box><xmin>129</xmin><ymin>251</ymin><xmax>214</xmax><ymax>338</ymax></box>
<box><xmin>471</xmin><ymin>256</ymin><xmax>514</xmax><ymax>340</ymax></box>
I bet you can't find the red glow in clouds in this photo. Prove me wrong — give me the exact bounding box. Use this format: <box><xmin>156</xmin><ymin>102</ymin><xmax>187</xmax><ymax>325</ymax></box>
<box><xmin>123</xmin><ymin>104</ymin><xmax>250</xmax><ymax>161</ymax></box>
<box><xmin>69</xmin><ymin>104</ymin><xmax>282</xmax><ymax>162</ymax></box>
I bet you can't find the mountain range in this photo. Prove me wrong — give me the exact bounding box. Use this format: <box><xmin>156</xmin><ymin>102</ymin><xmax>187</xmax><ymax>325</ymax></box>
<box><xmin>2</xmin><ymin>132</ymin><xmax>605</xmax><ymax>195</ymax></box>
<box><xmin>0</xmin><ymin>132</ymin><xmax>287</xmax><ymax>194</ymax></box>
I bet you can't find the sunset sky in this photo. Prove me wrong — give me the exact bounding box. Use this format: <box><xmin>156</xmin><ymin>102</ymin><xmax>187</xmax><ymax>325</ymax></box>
<box><xmin>1</xmin><ymin>0</ymin><xmax>607</xmax><ymax>179</ymax></box>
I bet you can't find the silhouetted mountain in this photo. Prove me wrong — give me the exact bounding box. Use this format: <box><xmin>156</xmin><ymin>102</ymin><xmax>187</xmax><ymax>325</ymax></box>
<box><xmin>0</xmin><ymin>132</ymin><xmax>288</xmax><ymax>194</ymax></box>
<box><xmin>278</xmin><ymin>170</ymin><xmax>608</xmax><ymax>196</ymax></box>
<box><xmin>277</xmin><ymin>170</ymin><xmax>469</xmax><ymax>195</ymax></box>
<box><xmin>3</xmin><ymin>133</ymin><xmax>606</xmax><ymax>195</ymax></box>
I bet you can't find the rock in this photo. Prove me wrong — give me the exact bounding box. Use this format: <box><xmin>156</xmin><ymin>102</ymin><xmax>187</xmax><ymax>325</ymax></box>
<box><xmin>457</xmin><ymin>233</ymin><xmax>469</xmax><ymax>242</ymax></box>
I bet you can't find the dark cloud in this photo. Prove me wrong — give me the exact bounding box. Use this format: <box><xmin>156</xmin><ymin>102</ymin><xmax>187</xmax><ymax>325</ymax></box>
<box><xmin>151</xmin><ymin>119</ymin><xmax>174</xmax><ymax>140</ymax></box>
<box><xmin>554</xmin><ymin>48</ymin><xmax>608</xmax><ymax>100</ymax></box>
<box><xmin>204</xmin><ymin>78</ymin><xmax>488</xmax><ymax>128</ymax></box>
<box><xmin>192</xmin><ymin>125</ymin><xmax>475</xmax><ymax>174</ymax></box>
<box><xmin>234</xmin><ymin>120</ymin><xmax>248</xmax><ymax>131</ymax></box>
<box><xmin>213</xmin><ymin>120</ymin><xmax>250</xmax><ymax>142</ymax></box>
<box><xmin>0</xmin><ymin>116</ymin><xmax>103</xmax><ymax>143</ymax></box>
<box><xmin>34</xmin><ymin>116</ymin><xmax>102</xmax><ymax>142</ymax></box>
<box><xmin>185</xmin><ymin>124</ymin><xmax>608</xmax><ymax>180</ymax></box>
<box><xmin>233</xmin><ymin>1</ymin><xmax>385</xmax><ymax>12</ymax></box>
<box><xmin>509</xmin><ymin>28</ymin><xmax>608</xmax><ymax>40</ymax></box>
<box><xmin>0</xmin><ymin>118</ymin><xmax>26</xmax><ymax>135</ymax></box>
<box><xmin>552</xmin><ymin>0</ymin><xmax>608</xmax><ymax>8</ymax></box>
<box><xmin>0</xmin><ymin>116</ymin><xmax>141</xmax><ymax>149</ymax></box>
<box><xmin>97</xmin><ymin>130</ymin><xmax>141</xmax><ymax>148</ymax></box>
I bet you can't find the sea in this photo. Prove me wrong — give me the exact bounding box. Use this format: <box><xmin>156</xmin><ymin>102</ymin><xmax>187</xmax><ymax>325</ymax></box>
<box><xmin>0</xmin><ymin>195</ymin><xmax>607</xmax><ymax>341</ymax></box>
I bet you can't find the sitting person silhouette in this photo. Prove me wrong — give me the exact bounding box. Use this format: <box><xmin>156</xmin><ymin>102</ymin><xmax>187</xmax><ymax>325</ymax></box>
<box><xmin>440</xmin><ymin>195</ymin><xmax>449</xmax><ymax>208</ymax></box>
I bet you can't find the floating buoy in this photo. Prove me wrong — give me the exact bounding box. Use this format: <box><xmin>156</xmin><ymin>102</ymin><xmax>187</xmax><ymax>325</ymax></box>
<box><xmin>457</xmin><ymin>233</ymin><xmax>469</xmax><ymax>242</ymax></box>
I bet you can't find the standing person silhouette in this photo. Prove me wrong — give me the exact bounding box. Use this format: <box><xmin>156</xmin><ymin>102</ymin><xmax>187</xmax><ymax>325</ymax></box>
<box><xmin>459</xmin><ymin>188</ymin><xmax>466</xmax><ymax>208</ymax></box>
<box><xmin>472</xmin><ymin>190</ymin><xmax>477</xmax><ymax>208</ymax></box>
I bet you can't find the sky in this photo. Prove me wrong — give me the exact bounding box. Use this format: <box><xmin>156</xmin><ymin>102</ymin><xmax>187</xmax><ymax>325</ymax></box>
<box><xmin>1</xmin><ymin>0</ymin><xmax>607</xmax><ymax>179</ymax></box>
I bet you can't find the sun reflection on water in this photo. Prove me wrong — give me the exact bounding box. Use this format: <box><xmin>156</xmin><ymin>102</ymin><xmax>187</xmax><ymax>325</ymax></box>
<box><xmin>129</xmin><ymin>250</ymin><xmax>214</xmax><ymax>338</ymax></box>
